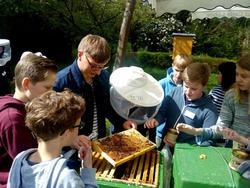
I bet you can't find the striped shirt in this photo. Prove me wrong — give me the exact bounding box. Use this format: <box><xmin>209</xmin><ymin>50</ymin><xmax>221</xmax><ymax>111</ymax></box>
<box><xmin>91</xmin><ymin>85</ymin><xmax>98</xmax><ymax>140</ymax></box>
<box><xmin>209</xmin><ymin>85</ymin><xmax>225</xmax><ymax>114</ymax></box>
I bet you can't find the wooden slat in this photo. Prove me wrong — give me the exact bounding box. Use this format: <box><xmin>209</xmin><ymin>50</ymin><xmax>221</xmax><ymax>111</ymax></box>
<box><xmin>92</xmin><ymin>152</ymin><xmax>101</xmax><ymax>167</ymax></box>
<box><xmin>107</xmin><ymin>167</ymin><xmax>116</xmax><ymax>179</ymax></box>
<box><xmin>154</xmin><ymin>152</ymin><xmax>160</xmax><ymax>186</ymax></box>
<box><xmin>121</xmin><ymin>160</ymin><xmax>133</xmax><ymax>180</ymax></box>
<box><xmin>148</xmin><ymin>151</ymin><xmax>156</xmax><ymax>184</ymax></box>
<box><xmin>142</xmin><ymin>151</ymin><xmax>151</xmax><ymax>182</ymax></box>
<box><xmin>95</xmin><ymin>155</ymin><xmax>104</xmax><ymax>171</ymax></box>
<box><xmin>96</xmin><ymin>159</ymin><xmax>107</xmax><ymax>176</ymax></box>
<box><xmin>135</xmin><ymin>154</ymin><xmax>145</xmax><ymax>182</ymax></box>
<box><xmin>100</xmin><ymin>162</ymin><xmax>112</xmax><ymax>177</ymax></box>
<box><xmin>128</xmin><ymin>156</ymin><xmax>140</xmax><ymax>181</ymax></box>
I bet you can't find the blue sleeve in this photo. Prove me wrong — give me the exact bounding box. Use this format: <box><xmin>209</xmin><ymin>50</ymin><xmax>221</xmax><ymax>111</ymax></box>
<box><xmin>155</xmin><ymin>95</ymin><xmax>171</xmax><ymax>125</ymax></box>
<box><xmin>195</xmin><ymin>103</ymin><xmax>219</xmax><ymax>145</ymax></box>
<box><xmin>80</xmin><ymin>168</ymin><xmax>98</xmax><ymax>188</ymax></box>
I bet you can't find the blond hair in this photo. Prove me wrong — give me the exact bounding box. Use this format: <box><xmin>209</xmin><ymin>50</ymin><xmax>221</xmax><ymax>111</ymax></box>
<box><xmin>173</xmin><ymin>54</ymin><xmax>192</xmax><ymax>70</ymax></box>
<box><xmin>78</xmin><ymin>34</ymin><xmax>110</xmax><ymax>64</ymax></box>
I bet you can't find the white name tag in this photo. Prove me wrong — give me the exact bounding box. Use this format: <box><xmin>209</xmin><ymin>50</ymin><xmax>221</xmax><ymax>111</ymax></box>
<box><xmin>184</xmin><ymin>110</ymin><xmax>195</xmax><ymax>119</ymax></box>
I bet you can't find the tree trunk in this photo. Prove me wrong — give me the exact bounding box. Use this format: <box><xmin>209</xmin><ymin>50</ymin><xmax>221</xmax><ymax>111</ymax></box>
<box><xmin>113</xmin><ymin>0</ymin><xmax>136</xmax><ymax>71</ymax></box>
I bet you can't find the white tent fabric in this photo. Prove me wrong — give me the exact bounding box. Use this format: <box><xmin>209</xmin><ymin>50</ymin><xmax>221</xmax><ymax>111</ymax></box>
<box><xmin>148</xmin><ymin>0</ymin><xmax>250</xmax><ymax>17</ymax></box>
<box><xmin>192</xmin><ymin>6</ymin><xmax>250</xmax><ymax>19</ymax></box>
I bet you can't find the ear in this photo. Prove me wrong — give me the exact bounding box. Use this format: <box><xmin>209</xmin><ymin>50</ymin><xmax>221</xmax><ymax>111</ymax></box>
<box><xmin>78</xmin><ymin>51</ymin><xmax>83</xmax><ymax>61</ymax></box>
<box><xmin>22</xmin><ymin>77</ymin><xmax>30</xmax><ymax>90</ymax></box>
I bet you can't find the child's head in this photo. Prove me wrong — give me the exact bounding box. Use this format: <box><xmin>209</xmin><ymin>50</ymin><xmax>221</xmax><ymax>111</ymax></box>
<box><xmin>78</xmin><ymin>34</ymin><xmax>110</xmax><ymax>64</ymax></box>
<box><xmin>218</xmin><ymin>62</ymin><xmax>236</xmax><ymax>91</ymax></box>
<box><xmin>235</xmin><ymin>53</ymin><xmax>250</xmax><ymax>93</ymax></box>
<box><xmin>25</xmin><ymin>90</ymin><xmax>85</xmax><ymax>142</ymax></box>
<box><xmin>14</xmin><ymin>53</ymin><xmax>57</xmax><ymax>100</ymax></box>
<box><xmin>182</xmin><ymin>63</ymin><xmax>210</xmax><ymax>101</ymax></box>
<box><xmin>172</xmin><ymin>54</ymin><xmax>192</xmax><ymax>85</ymax></box>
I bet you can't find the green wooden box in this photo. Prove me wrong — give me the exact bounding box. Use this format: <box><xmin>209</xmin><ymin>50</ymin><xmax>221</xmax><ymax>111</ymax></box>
<box><xmin>173</xmin><ymin>143</ymin><xmax>249</xmax><ymax>188</ymax></box>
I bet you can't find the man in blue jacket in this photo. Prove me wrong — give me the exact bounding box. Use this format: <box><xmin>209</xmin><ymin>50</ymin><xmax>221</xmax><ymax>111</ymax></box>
<box><xmin>54</xmin><ymin>34</ymin><xmax>134</xmax><ymax>141</ymax></box>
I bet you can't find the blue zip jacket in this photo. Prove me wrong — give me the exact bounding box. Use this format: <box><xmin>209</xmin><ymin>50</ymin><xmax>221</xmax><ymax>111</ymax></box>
<box><xmin>53</xmin><ymin>60</ymin><xmax>125</xmax><ymax>138</ymax></box>
<box><xmin>157</xmin><ymin>67</ymin><xmax>177</xmax><ymax>139</ymax></box>
<box><xmin>155</xmin><ymin>86</ymin><xmax>218</xmax><ymax>145</ymax></box>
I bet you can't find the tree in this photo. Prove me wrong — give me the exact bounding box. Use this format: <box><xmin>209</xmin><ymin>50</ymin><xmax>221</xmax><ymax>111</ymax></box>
<box><xmin>113</xmin><ymin>0</ymin><xmax>136</xmax><ymax>70</ymax></box>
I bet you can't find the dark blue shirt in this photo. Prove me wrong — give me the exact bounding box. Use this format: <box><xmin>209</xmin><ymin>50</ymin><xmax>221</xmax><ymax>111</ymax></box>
<box><xmin>53</xmin><ymin>60</ymin><xmax>125</xmax><ymax>138</ymax></box>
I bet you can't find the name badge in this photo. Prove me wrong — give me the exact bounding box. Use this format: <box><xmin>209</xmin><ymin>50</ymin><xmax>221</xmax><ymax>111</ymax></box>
<box><xmin>184</xmin><ymin>110</ymin><xmax>195</xmax><ymax>119</ymax></box>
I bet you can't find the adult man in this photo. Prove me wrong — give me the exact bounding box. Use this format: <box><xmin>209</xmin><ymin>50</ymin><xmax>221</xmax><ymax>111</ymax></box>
<box><xmin>53</xmin><ymin>34</ymin><xmax>134</xmax><ymax>140</ymax></box>
<box><xmin>0</xmin><ymin>53</ymin><xmax>58</xmax><ymax>187</ymax></box>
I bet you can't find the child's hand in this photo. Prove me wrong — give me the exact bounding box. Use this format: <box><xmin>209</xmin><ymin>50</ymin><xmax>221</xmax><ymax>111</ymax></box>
<box><xmin>176</xmin><ymin>123</ymin><xmax>201</xmax><ymax>135</ymax></box>
<box><xmin>144</xmin><ymin>119</ymin><xmax>159</xmax><ymax>129</ymax></box>
<box><xmin>72</xmin><ymin>135</ymin><xmax>91</xmax><ymax>150</ymax></box>
<box><xmin>78</xmin><ymin>141</ymin><xmax>92</xmax><ymax>168</ymax></box>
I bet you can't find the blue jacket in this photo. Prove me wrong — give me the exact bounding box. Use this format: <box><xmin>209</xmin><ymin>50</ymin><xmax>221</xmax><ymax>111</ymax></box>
<box><xmin>53</xmin><ymin>60</ymin><xmax>125</xmax><ymax>138</ymax></box>
<box><xmin>157</xmin><ymin>67</ymin><xmax>177</xmax><ymax>138</ymax></box>
<box><xmin>156</xmin><ymin>86</ymin><xmax>218</xmax><ymax>145</ymax></box>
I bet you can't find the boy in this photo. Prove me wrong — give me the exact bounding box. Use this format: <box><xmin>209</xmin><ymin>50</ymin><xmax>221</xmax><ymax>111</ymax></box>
<box><xmin>7</xmin><ymin>90</ymin><xmax>97</xmax><ymax>187</ymax></box>
<box><xmin>145</xmin><ymin>63</ymin><xmax>218</xmax><ymax>188</ymax></box>
<box><xmin>0</xmin><ymin>53</ymin><xmax>57</xmax><ymax>187</ymax></box>
<box><xmin>156</xmin><ymin>54</ymin><xmax>192</xmax><ymax>147</ymax></box>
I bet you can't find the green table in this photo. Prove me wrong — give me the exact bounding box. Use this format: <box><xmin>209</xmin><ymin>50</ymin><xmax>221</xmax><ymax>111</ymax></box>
<box><xmin>173</xmin><ymin>143</ymin><xmax>250</xmax><ymax>188</ymax></box>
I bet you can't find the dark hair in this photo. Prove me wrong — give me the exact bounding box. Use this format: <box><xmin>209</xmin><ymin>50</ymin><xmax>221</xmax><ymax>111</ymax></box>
<box><xmin>218</xmin><ymin>62</ymin><xmax>236</xmax><ymax>91</ymax></box>
<box><xmin>25</xmin><ymin>90</ymin><xmax>85</xmax><ymax>141</ymax></box>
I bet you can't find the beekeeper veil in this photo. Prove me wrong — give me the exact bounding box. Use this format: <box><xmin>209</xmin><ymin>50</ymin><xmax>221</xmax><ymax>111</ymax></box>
<box><xmin>110</xmin><ymin>66</ymin><xmax>164</xmax><ymax>124</ymax></box>
<box><xmin>0</xmin><ymin>39</ymin><xmax>11</xmax><ymax>66</ymax></box>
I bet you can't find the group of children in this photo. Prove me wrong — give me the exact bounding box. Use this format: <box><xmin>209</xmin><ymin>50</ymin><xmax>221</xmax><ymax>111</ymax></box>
<box><xmin>0</xmin><ymin>34</ymin><xmax>250</xmax><ymax>187</ymax></box>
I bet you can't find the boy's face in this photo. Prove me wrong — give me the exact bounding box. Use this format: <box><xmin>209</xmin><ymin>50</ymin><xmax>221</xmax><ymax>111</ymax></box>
<box><xmin>27</xmin><ymin>71</ymin><xmax>56</xmax><ymax>100</ymax></box>
<box><xmin>183</xmin><ymin>80</ymin><xmax>204</xmax><ymax>101</ymax></box>
<box><xmin>236</xmin><ymin>65</ymin><xmax>250</xmax><ymax>92</ymax></box>
<box><xmin>172</xmin><ymin>65</ymin><xmax>185</xmax><ymax>85</ymax></box>
<box><xmin>78</xmin><ymin>51</ymin><xmax>107</xmax><ymax>80</ymax></box>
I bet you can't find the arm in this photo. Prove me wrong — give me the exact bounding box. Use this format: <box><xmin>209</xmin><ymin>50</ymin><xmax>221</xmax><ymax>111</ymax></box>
<box><xmin>2</xmin><ymin>113</ymin><xmax>37</xmax><ymax>158</ymax></box>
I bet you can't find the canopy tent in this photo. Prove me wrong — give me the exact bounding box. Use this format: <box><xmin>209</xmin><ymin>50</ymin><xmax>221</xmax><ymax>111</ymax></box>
<box><xmin>192</xmin><ymin>6</ymin><xmax>250</xmax><ymax>19</ymax></box>
<box><xmin>148</xmin><ymin>0</ymin><xmax>250</xmax><ymax>17</ymax></box>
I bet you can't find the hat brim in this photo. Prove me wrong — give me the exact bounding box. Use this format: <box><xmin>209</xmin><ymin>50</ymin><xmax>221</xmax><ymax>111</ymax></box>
<box><xmin>110</xmin><ymin>67</ymin><xmax>164</xmax><ymax>107</ymax></box>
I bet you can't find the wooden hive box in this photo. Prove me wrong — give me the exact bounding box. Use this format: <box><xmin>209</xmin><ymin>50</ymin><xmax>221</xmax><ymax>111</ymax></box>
<box><xmin>172</xmin><ymin>33</ymin><xmax>196</xmax><ymax>59</ymax></box>
<box><xmin>92</xmin><ymin>150</ymin><xmax>162</xmax><ymax>188</ymax></box>
<box><xmin>92</xmin><ymin>129</ymin><xmax>156</xmax><ymax>167</ymax></box>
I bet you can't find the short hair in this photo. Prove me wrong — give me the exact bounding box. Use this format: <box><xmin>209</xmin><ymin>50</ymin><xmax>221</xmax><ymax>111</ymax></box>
<box><xmin>15</xmin><ymin>53</ymin><xmax>58</xmax><ymax>90</ymax></box>
<box><xmin>78</xmin><ymin>34</ymin><xmax>111</xmax><ymax>64</ymax></box>
<box><xmin>182</xmin><ymin>63</ymin><xmax>210</xmax><ymax>86</ymax></box>
<box><xmin>218</xmin><ymin>62</ymin><xmax>236</xmax><ymax>91</ymax></box>
<box><xmin>25</xmin><ymin>90</ymin><xmax>85</xmax><ymax>141</ymax></box>
<box><xmin>172</xmin><ymin>54</ymin><xmax>192</xmax><ymax>70</ymax></box>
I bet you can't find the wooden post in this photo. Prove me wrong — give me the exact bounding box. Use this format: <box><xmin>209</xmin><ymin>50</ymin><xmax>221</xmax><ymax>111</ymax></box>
<box><xmin>172</xmin><ymin>33</ymin><xmax>196</xmax><ymax>59</ymax></box>
<box><xmin>113</xmin><ymin>0</ymin><xmax>136</xmax><ymax>71</ymax></box>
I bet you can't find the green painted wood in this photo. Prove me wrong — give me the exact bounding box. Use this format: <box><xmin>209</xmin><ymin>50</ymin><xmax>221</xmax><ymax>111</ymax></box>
<box><xmin>173</xmin><ymin>143</ymin><xmax>250</xmax><ymax>188</ymax></box>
